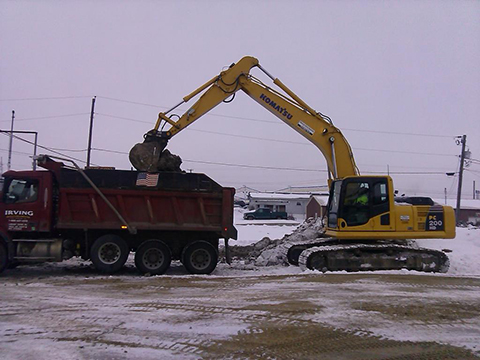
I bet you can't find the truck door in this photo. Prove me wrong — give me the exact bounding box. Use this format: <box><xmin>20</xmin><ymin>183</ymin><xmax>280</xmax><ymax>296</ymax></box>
<box><xmin>2</xmin><ymin>173</ymin><xmax>53</xmax><ymax>233</ymax></box>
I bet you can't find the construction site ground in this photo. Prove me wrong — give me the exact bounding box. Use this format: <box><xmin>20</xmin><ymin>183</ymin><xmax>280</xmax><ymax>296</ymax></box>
<box><xmin>1</xmin><ymin>259</ymin><xmax>479</xmax><ymax>359</ymax></box>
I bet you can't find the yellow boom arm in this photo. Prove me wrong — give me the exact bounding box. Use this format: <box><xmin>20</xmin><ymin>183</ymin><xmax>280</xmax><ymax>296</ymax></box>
<box><xmin>145</xmin><ymin>56</ymin><xmax>359</xmax><ymax>179</ymax></box>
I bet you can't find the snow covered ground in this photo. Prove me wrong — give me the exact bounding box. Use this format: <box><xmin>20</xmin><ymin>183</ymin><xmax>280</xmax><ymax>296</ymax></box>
<box><xmin>417</xmin><ymin>226</ymin><xmax>480</xmax><ymax>277</ymax></box>
<box><xmin>1</xmin><ymin>209</ymin><xmax>479</xmax><ymax>359</ymax></box>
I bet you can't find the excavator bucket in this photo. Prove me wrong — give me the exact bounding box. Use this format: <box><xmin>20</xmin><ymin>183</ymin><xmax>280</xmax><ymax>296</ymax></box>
<box><xmin>129</xmin><ymin>133</ymin><xmax>169</xmax><ymax>172</ymax></box>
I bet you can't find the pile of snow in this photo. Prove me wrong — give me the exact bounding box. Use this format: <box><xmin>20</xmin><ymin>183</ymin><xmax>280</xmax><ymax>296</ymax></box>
<box><xmin>230</xmin><ymin>217</ymin><xmax>324</xmax><ymax>266</ymax></box>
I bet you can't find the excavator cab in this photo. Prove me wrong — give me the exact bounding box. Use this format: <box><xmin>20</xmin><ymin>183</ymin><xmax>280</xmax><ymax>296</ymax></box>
<box><xmin>327</xmin><ymin>176</ymin><xmax>392</xmax><ymax>236</ymax></box>
<box><xmin>326</xmin><ymin>175</ymin><xmax>455</xmax><ymax>240</ymax></box>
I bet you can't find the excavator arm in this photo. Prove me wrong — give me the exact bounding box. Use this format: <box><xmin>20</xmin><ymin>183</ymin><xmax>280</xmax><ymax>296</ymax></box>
<box><xmin>129</xmin><ymin>56</ymin><xmax>359</xmax><ymax>179</ymax></box>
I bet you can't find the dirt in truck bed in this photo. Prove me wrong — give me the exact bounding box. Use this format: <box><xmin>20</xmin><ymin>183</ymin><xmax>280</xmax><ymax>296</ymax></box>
<box><xmin>1</xmin><ymin>259</ymin><xmax>479</xmax><ymax>359</ymax></box>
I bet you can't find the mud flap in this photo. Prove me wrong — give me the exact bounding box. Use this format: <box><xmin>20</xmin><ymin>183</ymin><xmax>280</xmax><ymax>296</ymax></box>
<box><xmin>225</xmin><ymin>238</ymin><xmax>231</xmax><ymax>265</ymax></box>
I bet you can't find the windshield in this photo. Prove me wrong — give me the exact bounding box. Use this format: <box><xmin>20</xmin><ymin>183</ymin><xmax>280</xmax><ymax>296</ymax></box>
<box><xmin>327</xmin><ymin>180</ymin><xmax>342</xmax><ymax>228</ymax></box>
<box><xmin>328</xmin><ymin>180</ymin><xmax>342</xmax><ymax>214</ymax></box>
<box><xmin>4</xmin><ymin>178</ymin><xmax>38</xmax><ymax>204</ymax></box>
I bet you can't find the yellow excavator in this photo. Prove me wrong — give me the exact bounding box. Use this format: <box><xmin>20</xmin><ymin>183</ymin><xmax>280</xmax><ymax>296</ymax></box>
<box><xmin>130</xmin><ymin>56</ymin><xmax>455</xmax><ymax>273</ymax></box>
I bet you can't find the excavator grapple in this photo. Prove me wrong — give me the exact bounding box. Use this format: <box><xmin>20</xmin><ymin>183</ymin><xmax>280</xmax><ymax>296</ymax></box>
<box><xmin>129</xmin><ymin>131</ymin><xmax>170</xmax><ymax>172</ymax></box>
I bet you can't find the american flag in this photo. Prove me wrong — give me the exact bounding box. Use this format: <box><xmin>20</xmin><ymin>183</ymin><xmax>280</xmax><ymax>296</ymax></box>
<box><xmin>136</xmin><ymin>172</ymin><xmax>159</xmax><ymax>187</ymax></box>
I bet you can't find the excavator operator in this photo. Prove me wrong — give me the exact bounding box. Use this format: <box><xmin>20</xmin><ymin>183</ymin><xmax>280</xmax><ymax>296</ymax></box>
<box><xmin>354</xmin><ymin>188</ymin><xmax>369</xmax><ymax>205</ymax></box>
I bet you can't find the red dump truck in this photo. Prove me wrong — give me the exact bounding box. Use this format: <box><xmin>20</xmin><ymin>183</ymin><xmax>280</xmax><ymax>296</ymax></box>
<box><xmin>0</xmin><ymin>155</ymin><xmax>237</xmax><ymax>275</ymax></box>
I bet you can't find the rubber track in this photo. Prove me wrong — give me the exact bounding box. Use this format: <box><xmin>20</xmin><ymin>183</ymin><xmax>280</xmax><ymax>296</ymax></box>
<box><xmin>298</xmin><ymin>243</ymin><xmax>450</xmax><ymax>273</ymax></box>
<box><xmin>280</xmin><ymin>237</ymin><xmax>336</xmax><ymax>266</ymax></box>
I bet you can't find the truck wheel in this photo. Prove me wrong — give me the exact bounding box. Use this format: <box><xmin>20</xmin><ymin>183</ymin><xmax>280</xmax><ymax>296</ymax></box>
<box><xmin>0</xmin><ymin>242</ymin><xmax>8</xmax><ymax>274</ymax></box>
<box><xmin>182</xmin><ymin>241</ymin><xmax>218</xmax><ymax>275</ymax></box>
<box><xmin>246</xmin><ymin>216</ymin><xmax>254</xmax><ymax>220</ymax></box>
<box><xmin>90</xmin><ymin>235</ymin><xmax>129</xmax><ymax>274</ymax></box>
<box><xmin>135</xmin><ymin>240</ymin><xmax>171</xmax><ymax>275</ymax></box>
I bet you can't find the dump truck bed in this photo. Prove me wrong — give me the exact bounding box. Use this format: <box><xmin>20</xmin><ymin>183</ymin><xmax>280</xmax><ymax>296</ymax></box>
<box><xmin>55</xmin><ymin>168</ymin><xmax>237</xmax><ymax>239</ymax></box>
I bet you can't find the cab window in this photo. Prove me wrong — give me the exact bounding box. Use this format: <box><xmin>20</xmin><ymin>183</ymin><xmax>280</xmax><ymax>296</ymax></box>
<box><xmin>341</xmin><ymin>182</ymin><xmax>370</xmax><ymax>226</ymax></box>
<box><xmin>373</xmin><ymin>182</ymin><xmax>388</xmax><ymax>205</ymax></box>
<box><xmin>4</xmin><ymin>179</ymin><xmax>38</xmax><ymax>204</ymax></box>
<box><xmin>371</xmin><ymin>180</ymin><xmax>390</xmax><ymax>218</ymax></box>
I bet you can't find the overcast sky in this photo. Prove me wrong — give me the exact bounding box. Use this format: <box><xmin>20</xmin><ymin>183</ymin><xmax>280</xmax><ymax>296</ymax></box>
<box><xmin>1</xmin><ymin>0</ymin><xmax>479</xmax><ymax>199</ymax></box>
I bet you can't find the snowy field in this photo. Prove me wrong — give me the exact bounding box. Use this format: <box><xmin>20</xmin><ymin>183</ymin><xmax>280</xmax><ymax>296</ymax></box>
<box><xmin>1</xmin><ymin>210</ymin><xmax>480</xmax><ymax>359</ymax></box>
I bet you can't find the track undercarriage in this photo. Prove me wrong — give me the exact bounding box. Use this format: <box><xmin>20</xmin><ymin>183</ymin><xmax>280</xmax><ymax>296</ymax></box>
<box><xmin>282</xmin><ymin>236</ymin><xmax>450</xmax><ymax>273</ymax></box>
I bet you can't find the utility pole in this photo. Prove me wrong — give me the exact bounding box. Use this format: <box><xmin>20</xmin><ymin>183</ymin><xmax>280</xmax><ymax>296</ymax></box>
<box><xmin>32</xmin><ymin>132</ymin><xmax>38</xmax><ymax>171</ymax></box>
<box><xmin>455</xmin><ymin>135</ymin><xmax>467</xmax><ymax>223</ymax></box>
<box><xmin>86</xmin><ymin>96</ymin><xmax>96</xmax><ymax>168</ymax></box>
<box><xmin>7</xmin><ymin>110</ymin><xmax>14</xmax><ymax>170</ymax></box>
<box><xmin>0</xmin><ymin>130</ymin><xmax>38</xmax><ymax>170</ymax></box>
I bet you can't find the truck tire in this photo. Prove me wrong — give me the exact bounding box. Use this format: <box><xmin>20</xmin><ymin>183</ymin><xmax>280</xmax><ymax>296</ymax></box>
<box><xmin>0</xmin><ymin>242</ymin><xmax>7</xmax><ymax>274</ymax></box>
<box><xmin>135</xmin><ymin>240</ymin><xmax>171</xmax><ymax>275</ymax></box>
<box><xmin>182</xmin><ymin>241</ymin><xmax>218</xmax><ymax>275</ymax></box>
<box><xmin>90</xmin><ymin>235</ymin><xmax>129</xmax><ymax>274</ymax></box>
<box><xmin>246</xmin><ymin>215</ymin><xmax>254</xmax><ymax>220</ymax></box>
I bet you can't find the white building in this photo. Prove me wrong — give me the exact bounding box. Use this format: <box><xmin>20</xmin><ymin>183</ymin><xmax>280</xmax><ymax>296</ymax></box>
<box><xmin>248</xmin><ymin>192</ymin><xmax>311</xmax><ymax>218</ymax></box>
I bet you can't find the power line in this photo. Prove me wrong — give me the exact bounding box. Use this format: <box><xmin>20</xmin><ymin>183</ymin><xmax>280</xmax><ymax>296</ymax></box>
<box><xmin>0</xmin><ymin>94</ymin><xmax>460</xmax><ymax>139</ymax></box>
<box><xmin>96</xmin><ymin>96</ymin><xmax>163</xmax><ymax>109</ymax></box>
<box><xmin>367</xmin><ymin>171</ymin><xmax>449</xmax><ymax>175</ymax></box>
<box><xmin>48</xmin><ymin>147</ymin><xmax>88</xmax><ymax>153</ymax></box>
<box><xmin>354</xmin><ymin>147</ymin><xmax>455</xmax><ymax>157</ymax></box>
<box><xmin>0</xmin><ymin>132</ymin><xmax>93</xmax><ymax>165</ymax></box>
<box><xmin>92</xmin><ymin>147</ymin><xmax>327</xmax><ymax>173</ymax></box>
<box><xmin>96</xmin><ymin>113</ymin><xmax>150</xmax><ymax>124</ymax></box>
<box><xmin>342</xmin><ymin>128</ymin><xmax>453</xmax><ymax>139</ymax></box>
<box><xmin>0</xmin><ymin>113</ymin><xmax>90</xmax><ymax>123</ymax></box>
<box><xmin>183</xmin><ymin>159</ymin><xmax>327</xmax><ymax>172</ymax></box>
<box><xmin>97</xmin><ymin>107</ymin><xmax>455</xmax><ymax>139</ymax></box>
<box><xmin>92</xmin><ymin>148</ymin><xmax>126</xmax><ymax>155</ymax></box>
<box><xmin>91</xmin><ymin>147</ymin><xmax>454</xmax><ymax>175</ymax></box>
<box><xmin>0</xmin><ymin>96</ymin><xmax>92</xmax><ymax>101</ymax></box>
<box><xmin>95</xmin><ymin>112</ymin><xmax>457</xmax><ymax>157</ymax></box>
<box><xmin>188</xmin><ymin>128</ymin><xmax>310</xmax><ymax>145</ymax></box>
<box><xmin>0</xmin><ymin>148</ymin><xmax>34</xmax><ymax>156</ymax></box>
<box><xmin>466</xmin><ymin>169</ymin><xmax>480</xmax><ymax>178</ymax></box>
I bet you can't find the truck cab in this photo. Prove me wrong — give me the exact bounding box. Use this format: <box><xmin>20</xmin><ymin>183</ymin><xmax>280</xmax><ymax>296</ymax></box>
<box><xmin>1</xmin><ymin>170</ymin><xmax>54</xmax><ymax>235</ymax></box>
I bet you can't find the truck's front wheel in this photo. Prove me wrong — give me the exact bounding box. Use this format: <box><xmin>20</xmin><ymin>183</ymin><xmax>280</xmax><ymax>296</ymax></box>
<box><xmin>0</xmin><ymin>242</ymin><xmax>8</xmax><ymax>274</ymax></box>
<box><xmin>182</xmin><ymin>241</ymin><xmax>218</xmax><ymax>275</ymax></box>
<box><xmin>135</xmin><ymin>240</ymin><xmax>171</xmax><ymax>275</ymax></box>
<box><xmin>91</xmin><ymin>235</ymin><xmax>129</xmax><ymax>274</ymax></box>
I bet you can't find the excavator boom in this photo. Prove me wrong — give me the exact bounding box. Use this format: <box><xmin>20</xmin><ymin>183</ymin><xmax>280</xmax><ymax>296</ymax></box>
<box><xmin>129</xmin><ymin>56</ymin><xmax>359</xmax><ymax>179</ymax></box>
